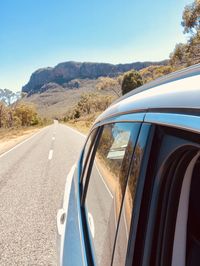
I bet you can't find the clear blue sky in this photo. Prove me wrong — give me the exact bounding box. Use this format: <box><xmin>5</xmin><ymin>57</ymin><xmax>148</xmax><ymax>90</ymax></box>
<box><xmin>0</xmin><ymin>0</ymin><xmax>191</xmax><ymax>91</ymax></box>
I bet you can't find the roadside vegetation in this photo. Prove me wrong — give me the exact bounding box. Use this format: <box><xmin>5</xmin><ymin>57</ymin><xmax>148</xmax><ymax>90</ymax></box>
<box><xmin>0</xmin><ymin>93</ymin><xmax>50</xmax><ymax>144</ymax></box>
<box><xmin>170</xmin><ymin>0</ymin><xmax>200</xmax><ymax>67</ymax></box>
<box><xmin>62</xmin><ymin>93</ymin><xmax>115</xmax><ymax>133</ymax></box>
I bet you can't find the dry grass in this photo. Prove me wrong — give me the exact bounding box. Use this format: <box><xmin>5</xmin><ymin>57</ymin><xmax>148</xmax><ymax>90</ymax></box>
<box><xmin>0</xmin><ymin>126</ymin><xmax>43</xmax><ymax>141</ymax></box>
<box><xmin>0</xmin><ymin>126</ymin><xmax>45</xmax><ymax>155</ymax></box>
<box><xmin>65</xmin><ymin>112</ymin><xmax>101</xmax><ymax>134</ymax></box>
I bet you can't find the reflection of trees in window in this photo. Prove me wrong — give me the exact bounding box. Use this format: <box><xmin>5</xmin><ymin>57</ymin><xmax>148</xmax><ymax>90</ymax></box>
<box><xmin>112</xmin><ymin>144</ymin><xmax>144</xmax><ymax>266</ymax></box>
<box><xmin>97</xmin><ymin>125</ymin><xmax>123</xmax><ymax>180</ymax></box>
<box><xmin>127</xmin><ymin>144</ymin><xmax>143</xmax><ymax>224</ymax></box>
<box><xmin>118</xmin><ymin>140</ymin><xmax>134</xmax><ymax>199</ymax></box>
<box><xmin>98</xmin><ymin>125</ymin><xmax>114</xmax><ymax>159</ymax></box>
<box><xmin>97</xmin><ymin>124</ymin><xmax>137</xmax><ymax>214</ymax></box>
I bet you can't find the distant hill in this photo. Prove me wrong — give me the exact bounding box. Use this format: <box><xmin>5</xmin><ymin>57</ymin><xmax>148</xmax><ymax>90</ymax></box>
<box><xmin>22</xmin><ymin>78</ymin><xmax>116</xmax><ymax>119</ymax></box>
<box><xmin>22</xmin><ymin>60</ymin><xmax>168</xmax><ymax>95</ymax></box>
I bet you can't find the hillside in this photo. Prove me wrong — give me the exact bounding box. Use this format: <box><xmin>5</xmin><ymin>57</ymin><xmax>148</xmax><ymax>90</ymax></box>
<box><xmin>23</xmin><ymin>78</ymin><xmax>118</xmax><ymax>119</ymax></box>
<box><xmin>22</xmin><ymin>60</ymin><xmax>167</xmax><ymax>95</ymax></box>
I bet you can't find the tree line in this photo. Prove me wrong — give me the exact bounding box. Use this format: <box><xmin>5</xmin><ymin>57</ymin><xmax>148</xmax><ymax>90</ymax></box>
<box><xmin>0</xmin><ymin>101</ymin><xmax>43</xmax><ymax>129</ymax></box>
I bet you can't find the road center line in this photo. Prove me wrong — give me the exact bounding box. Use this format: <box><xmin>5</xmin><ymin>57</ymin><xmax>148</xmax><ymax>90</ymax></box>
<box><xmin>48</xmin><ymin>149</ymin><xmax>53</xmax><ymax>160</ymax></box>
<box><xmin>52</xmin><ymin>137</ymin><xmax>55</xmax><ymax>141</ymax></box>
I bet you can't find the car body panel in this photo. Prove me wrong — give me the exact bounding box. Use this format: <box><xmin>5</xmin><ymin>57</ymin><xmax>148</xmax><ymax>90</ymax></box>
<box><xmin>62</xmin><ymin>174</ymin><xmax>87</xmax><ymax>266</ymax></box>
<box><xmin>58</xmin><ymin>164</ymin><xmax>88</xmax><ymax>266</ymax></box>
<box><xmin>95</xmin><ymin>73</ymin><xmax>200</xmax><ymax>124</ymax></box>
<box><xmin>145</xmin><ymin>113</ymin><xmax>200</xmax><ymax>134</ymax></box>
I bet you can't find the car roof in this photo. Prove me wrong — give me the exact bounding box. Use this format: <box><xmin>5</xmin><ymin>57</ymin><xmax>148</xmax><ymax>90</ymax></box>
<box><xmin>95</xmin><ymin>63</ymin><xmax>200</xmax><ymax>123</ymax></box>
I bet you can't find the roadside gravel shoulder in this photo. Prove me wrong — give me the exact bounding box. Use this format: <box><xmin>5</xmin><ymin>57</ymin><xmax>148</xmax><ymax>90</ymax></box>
<box><xmin>0</xmin><ymin>128</ymin><xmax>42</xmax><ymax>155</ymax></box>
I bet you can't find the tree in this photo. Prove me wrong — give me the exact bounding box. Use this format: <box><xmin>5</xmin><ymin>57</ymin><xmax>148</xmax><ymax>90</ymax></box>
<box><xmin>14</xmin><ymin>103</ymin><xmax>39</xmax><ymax>126</ymax></box>
<box><xmin>182</xmin><ymin>0</ymin><xmax>200</xmax><ymax>34</ymax></box>
<box><xmin>0</xmin><ymin>101</ymin><xmax>6</xmax><ymax>128</ymax></box>
<box><xmin>95</xmin><ymin>77</ymin><xmax>121</xmax><ymax>97</ymax></box>
<box><xmin>121</xmin><ymin>70</ymin><xmax>143</xmax><ymax>95</ymax></box>
<box><xmin>140</xmin><ymin>65</ymin><xmax>175</xmax><ymax>83</ymax></box>
<box><xmin>169</xmin><ymin>0</ymin><xmax>200</xmax><ymax>67</ymax></box>
<box><xmin>0</xmin><ymin>88</ymin><xmax>21</xmax><ymax>106</ymax></box>
<box><xmin>169</xmin><ymin>43</ymin><xmax>189</xmax><ymax>67</ymax></box>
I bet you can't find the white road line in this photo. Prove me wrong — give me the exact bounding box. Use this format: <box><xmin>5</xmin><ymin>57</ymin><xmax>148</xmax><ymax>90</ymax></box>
<box><xmin>88</xmin><ymin>212</ymin><xmax>95</xmax><ymax>238</ymax></box>
<box><xmin>123</xmin><ymin>207</ymin><xmax>129</xmax><ymax>240</ymax></box>
<box><xmin>0</xmin><ymin>126</ymin><xmax>49</xmax><ymax>159</ymax></box>
<box><xmin>64</xmin><ymin>125</ymin><xmax>86</xmax><ymax>138</ymax></box>
<box><xmin>52</xmin><ymin>137</ymin><xmax>55</xmax><ymax>141</ymax></box>
<box><xmin>113</xmin><ymin>196</ymin><xmax>117</xmax><ymax>228</ymax></box>
<box><xmin>48</xmin><ymin>149</ymin><xmax>53</xmax><ymax>160</ymax></box>
<box><xmin>94</xmin><ymin>162</ymin><xmax>113</xmax><ymax>198</ymax></box>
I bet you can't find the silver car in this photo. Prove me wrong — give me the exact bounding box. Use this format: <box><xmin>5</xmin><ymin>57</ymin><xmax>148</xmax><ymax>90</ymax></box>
<box><xmin>58</xmin><ymin>64</ymin><xmax>200</xmax><ymax>266</ymax></box>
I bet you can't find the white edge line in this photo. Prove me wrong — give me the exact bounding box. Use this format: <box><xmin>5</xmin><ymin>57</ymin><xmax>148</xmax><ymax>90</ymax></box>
<box><xmin>113</xmin><ymin>196</ymin><xmax>117</xmax><ymax>228</ymax></box>
<box><xmin>0</xmin><ymin>126</ymin><xmax>48</xmax><ymax>159</ymax></box>
<box><xmin>48</xmin><ymin>149</ymin><xmax>53</xmax><ymax>160</ymax></box>
<box><xmin>123</xmin><ymin>206</ymin><xmax>129</xmax><ymax>240</ymax></box>
<box><xmin>63</xmin><ymin>124</ymin><xmax>86</xmax><ymax>138</ymax></box>
<box><xmin>94</xmin><ymin>161</ymin><xmax>113</xmax><ymax>198</ymax></box>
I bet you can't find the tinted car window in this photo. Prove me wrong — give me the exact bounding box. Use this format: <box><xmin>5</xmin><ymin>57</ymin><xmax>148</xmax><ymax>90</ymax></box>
<box><xmin>81</xmin><ymin>129</ymin><xmax>98</xmax><ymax>187</ymax></box>
<box><xmin>113</xmin><ymin>142</ymin><xmax>144</xmax><ymax>265</ymax></box>
<box><xmin>84</xmin><ymin>123</ymin><xmax>140</xmax><ymax>266</ymax></box>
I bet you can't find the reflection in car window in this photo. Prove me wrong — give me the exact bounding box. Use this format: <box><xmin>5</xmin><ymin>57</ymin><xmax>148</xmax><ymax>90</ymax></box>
<box><xmin>81</xmin><ymin>129</ymin><xmax>97</xmax><ymax>187</ymax></box>
<box><xmin>85</xmin><ymin>123</ymin><xmax>140</xmax><ymax>266</ymax></box>
<box><xmin>113</xmin><ymin>141</ymin><xmax>144</xmax><ymax>266</ymax></box>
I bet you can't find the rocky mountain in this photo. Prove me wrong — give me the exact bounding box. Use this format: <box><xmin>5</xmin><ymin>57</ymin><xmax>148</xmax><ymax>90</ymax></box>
<box><xmin>22</xmin><ymin>60</ymin><xmax>168</xmax><ymax>95</ymax></box>
<box><xmin>23</xmin><ymin>78</ymin><xmax>114</xmax><ymax>119</ymax></box>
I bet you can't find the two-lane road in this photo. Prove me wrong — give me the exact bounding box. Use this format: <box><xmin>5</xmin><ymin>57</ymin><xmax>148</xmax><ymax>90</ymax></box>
<box><xmin>0</xmin><ymin>122</ymin><xmax>85</xmax><ymax>265</ymax></box>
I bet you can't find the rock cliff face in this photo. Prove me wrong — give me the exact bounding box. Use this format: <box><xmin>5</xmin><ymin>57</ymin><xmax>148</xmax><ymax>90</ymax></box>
<box><xmin>22</xmin><ymin>60</ymin><xmax>167</xmax><ymax>95</ymax></box>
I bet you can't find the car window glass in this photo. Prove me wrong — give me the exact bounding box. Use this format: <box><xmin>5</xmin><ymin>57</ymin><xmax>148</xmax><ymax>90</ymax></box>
<box><xmin>113</xmin><ymin>142</ymin><xmax>144</xmax><ymax>266</ymax></box>
<box><xmin>85</xmin><ymin>122</ymin><xmax>140</xmax><ymax>266</ymax></box>
<box><xmin>81</xmin><ymin>129</ymin><xmax>98</xmax><ymax>186</ymax></box>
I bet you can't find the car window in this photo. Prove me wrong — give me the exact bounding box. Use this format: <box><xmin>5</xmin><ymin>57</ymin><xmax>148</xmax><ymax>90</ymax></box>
<box><xmin>112</xmin><ymin>143</ymin><xmax>143</xmax><ymax>266</ymax></box>
<box><xmin>84</xmin><ymin>122</ymin><xmax>141</xmax><ymax>266</ymax></box>
<box><xmin>81</xmin><ymin>129</ymin><xmax>98</xmax><ymax>187</ymax></box>
<box><xmin>112</xmin><ymin>123</ymin><xmax>152</xmax><ymax>266</ymax></box>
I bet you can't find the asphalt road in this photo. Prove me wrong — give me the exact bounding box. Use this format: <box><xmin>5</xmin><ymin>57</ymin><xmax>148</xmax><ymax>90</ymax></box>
<box><xmin>0</xmin><ymin>121</ymin><xmax>85</xmax><ymax>266</ymax></box>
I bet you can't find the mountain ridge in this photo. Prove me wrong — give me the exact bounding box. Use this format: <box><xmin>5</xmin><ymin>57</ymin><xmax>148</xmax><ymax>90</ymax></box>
<box><xmin>22</xmin><ymin>60</ymin><xmax>168</xmax><ymax>95</ymax></box>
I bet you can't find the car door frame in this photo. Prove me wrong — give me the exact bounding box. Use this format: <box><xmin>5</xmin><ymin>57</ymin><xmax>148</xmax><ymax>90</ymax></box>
<box><xmin>79</xmin><ymin>112</ymin><xmax>146</xmax><ymax>265</ymax></box>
